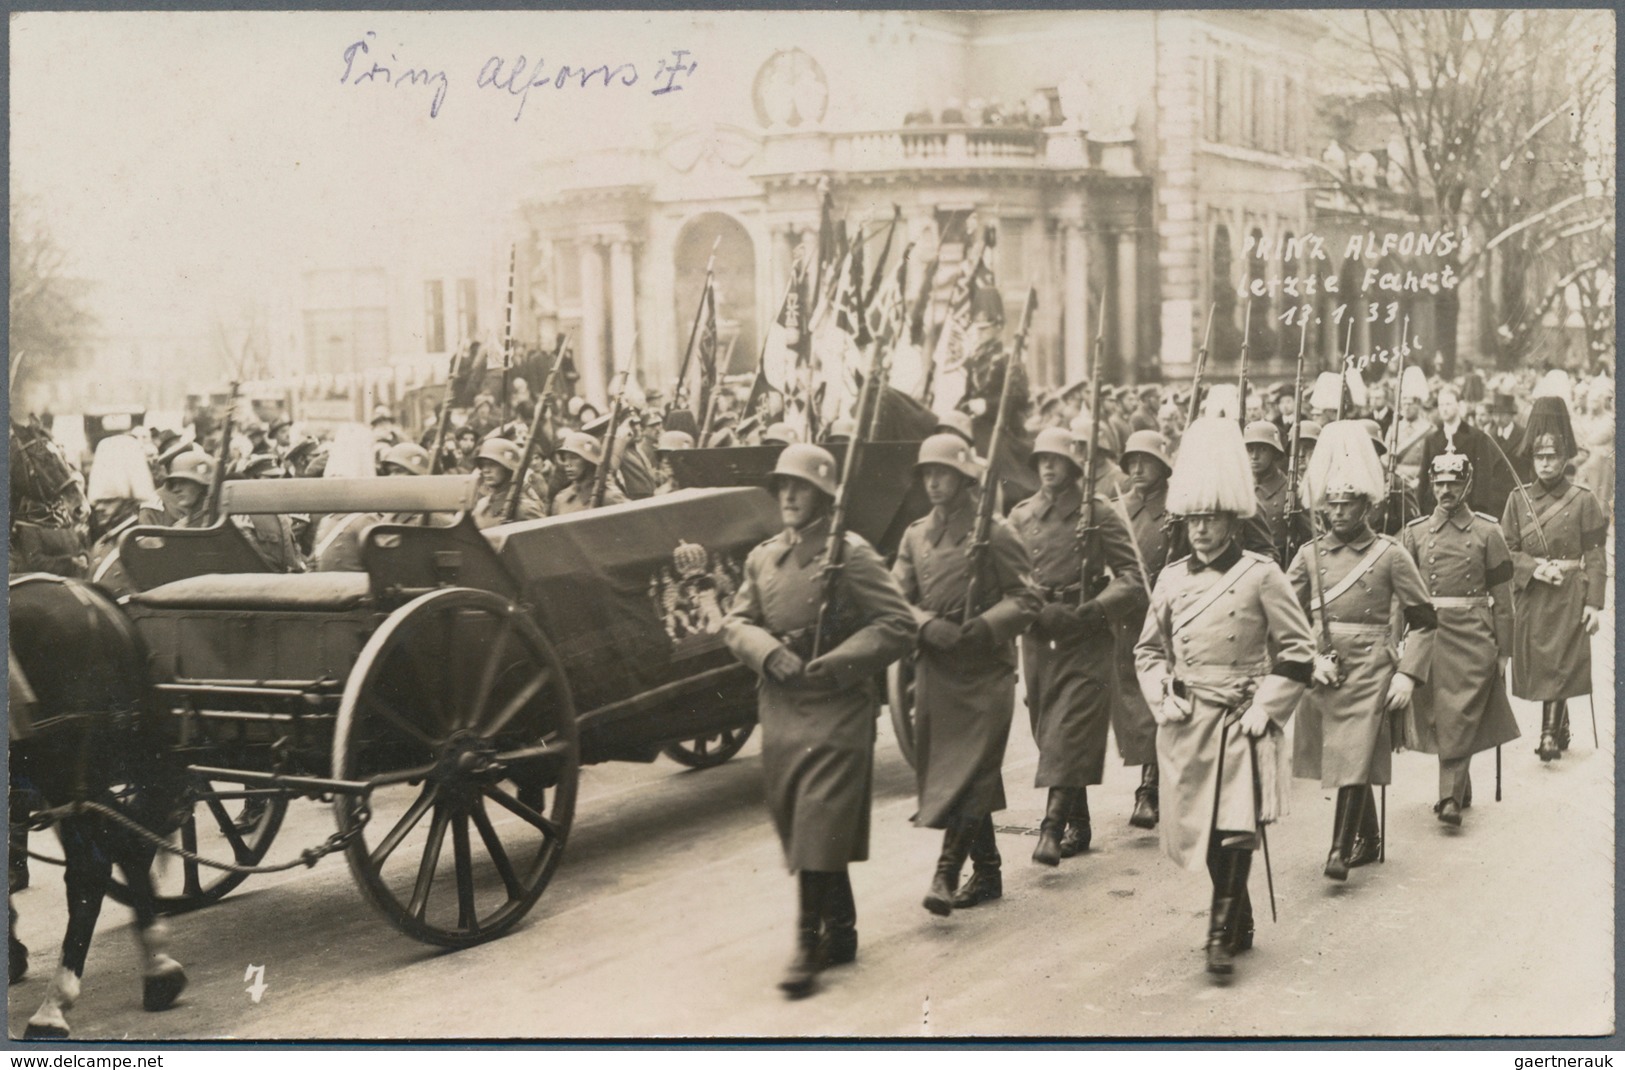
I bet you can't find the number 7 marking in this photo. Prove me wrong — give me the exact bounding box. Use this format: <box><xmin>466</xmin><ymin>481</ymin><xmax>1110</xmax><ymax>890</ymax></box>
<box><xmin>245</xmin><ymin>964</ymin><xmax>268</xmax><ymax>1003</ymax></box>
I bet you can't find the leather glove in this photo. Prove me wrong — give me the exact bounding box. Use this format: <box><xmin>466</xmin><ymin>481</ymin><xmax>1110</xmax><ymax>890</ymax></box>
<box><xmin>764</xmin><ymin>646</ymin><xmax>805</xmax><ymax>685</ymax></box>
<box><xmin>1236</xmin><ymin>704</ymin><xmax>1272</xmax><ymax>738</ymax></box>
<box><xmin>1582</xmin><ymin>605</ymin><xmax>1602</xmax><ymax>636</ymax></box>
<box><xmin>1154</xmin><ymin>681</ymin><xmax>1192</xmax><ymax>726</ymax></box>
<box><xmin>1311</xmin><ymin>652</ymin><xmax>1344</xmax><ymax>689</ymax></box>
<box><xmin>966</xmin><ymin>398</ymin><xmax>988</xmax><ymax>417</ymax></box>
<box><xmin>920</xmin><ymin>618</ymin><xmax>962</xmax><ymax>653</ymax></box>
<box><xmin>1533</xmin><ymin>560</ymin><xmax>1563</xmax><ymax>585</ymax></box>
<box><xmin>799</xmin><ymin>659</ymin><xmax>842</xmax><ymax>693</ymax></box>
<box><xmin>1383</xmin><ymin>672</ymin><xmax>1415</xmax><ymax>713</ymax></box>
<box><xmin>959</xmin><ymin>617</ymin><xmax>995</xmax><ymax>653</ymax></box>
<box><xmin>1036</xmin><ymin>601</ymin><xmax>1079</xmax><ymax>639</ymax></box>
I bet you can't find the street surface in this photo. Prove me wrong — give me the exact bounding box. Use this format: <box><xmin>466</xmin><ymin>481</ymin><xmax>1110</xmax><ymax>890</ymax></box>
<box><xmin>8</xmin><ymin>615</ymin><xmax>1614</xmax><ymax>1041</ymax></box>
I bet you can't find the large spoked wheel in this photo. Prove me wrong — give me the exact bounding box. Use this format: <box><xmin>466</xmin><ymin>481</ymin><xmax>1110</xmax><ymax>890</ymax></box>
<box><xmin>887</xmin><ymin>657</ymin><xmax>918</xmax><ymax>769</ymax></box>
<box><xmin>334</xmin><ymin>588</ymin><xmax>579</xmax><ymax>948</ymax></box>
<box><xmin>662</xmin><ymin>723</ymin><xmax>755</xmax><ymax>769</ymax></box>
<box><xmin>104</xmin><ymin>773</ymin><xmax>289</xmax><ymax>913</ymax></box>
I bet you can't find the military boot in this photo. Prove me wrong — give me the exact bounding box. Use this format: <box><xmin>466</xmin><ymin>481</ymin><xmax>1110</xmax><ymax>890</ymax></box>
<box><xmin>779</xmin><ymin>871</ymin><xmax>826</xmax><ymax>998</ymax></box>
<box><xmin>1537</xmin><ymin>702</ymin><xmax>1561</xmax><ymax>762</ymax></box>
<box><xmin>1207</xmin><ymin>846</ymin><xmax>1253</xmax><ymax>976</ymax></box>
<box><xmin>1129</xmin><ymin>763</ymin><xmax>1160</xmax><ymax>830</ymax></box>
<box><xmin>1032</xmin><ymin>788</ymin><xmax>1070</xmax><ymax>867</ymax></box>
<box><xmin>820</xmin><ymin>871</ymin><xmax>857</xmax><ymax>967</ymax></box>
<box><xmin>1555</xmin><ymin>700</ymin><xmax>1572</xmax><ymax>753</ymax></box>
<box><xmin>1060</xmin><ymin>787</ymin><xmax>1092</xmax><ymax>857</ymax></box>
<box><xmin>923</xmin><ymin>820</ymin><xmax>975</xmax><ymax>916</ymax></box>
<box><xmin>952</xmin><ymin>815</ymin><xmax>1002</xmax><ymax>909</ymax></box>
<box><xmin>1347</xmin><ymin>786</ymin><xmax>1382</xmax><ymax>867</ymax></box>
<box><xmin>1323</xmin><ymin>787</ymin><xmax>1358</xmax><ymax>881</ymax></box>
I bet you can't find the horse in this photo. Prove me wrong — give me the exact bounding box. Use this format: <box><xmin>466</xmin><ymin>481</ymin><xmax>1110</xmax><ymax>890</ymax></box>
<box><xmin>9</xmin><ymin>573</ymin><xmax>189</xmax><ymax>1040</ymax></box>
<box><xmin>8</xmin><ymin>419</ymin><xmax>90</xmax><ymax>579</ymax></box>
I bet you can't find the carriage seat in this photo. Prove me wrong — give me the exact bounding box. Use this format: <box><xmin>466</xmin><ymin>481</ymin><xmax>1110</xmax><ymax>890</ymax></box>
<box><xmin>126</xmin><ymin>571</ymin><xmax>372</xmax><ymax>613</ymax></box>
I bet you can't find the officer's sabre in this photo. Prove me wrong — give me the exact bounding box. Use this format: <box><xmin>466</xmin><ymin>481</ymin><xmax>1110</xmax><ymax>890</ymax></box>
<box><xmin>1245</xmin><ymin>734</ymin><xmax>1278</xmax><ymax>922</ymax></box>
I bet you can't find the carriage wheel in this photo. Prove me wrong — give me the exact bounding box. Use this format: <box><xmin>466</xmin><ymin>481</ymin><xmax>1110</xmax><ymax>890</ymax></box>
<box><xmin>887</xmin><ymin>658</ymin><xmax>918</xmax><ymax>769</ymax></box>
<box><xmin>333</xmin><ymin>587</ymin><xmax>579</xmax><ymax>949</ymax></box>
<box><xmin>661</xmin><ymin>723</ymin><xmax>755</xmax><ymax>769</ymax></box>
<box><xmin>103</xmin><ymin>774</ymin><xmax>288</xmax><ymax>914</ymax></box>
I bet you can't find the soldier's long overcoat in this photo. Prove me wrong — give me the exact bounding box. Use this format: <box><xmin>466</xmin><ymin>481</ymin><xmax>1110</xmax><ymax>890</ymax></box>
<box><xmin>1501</xmin><ymin>478</ymin><xmax>1608</xmax><ymax>700</ymax></box>
<box><xmin>723</xmin><ymin>516</ymin><xmax>915</xmax><ymax>871</ymax></box>
<box><xmin>893</xmin><ymin>494</ymin><xmax>1040</xmax><ymax>827</ymax></box>
<box><xmin>1111</xmin><ymin>482</ymin><xmax>1170</xmax><ymax>766</ymax></box>
<box><xmin>1009</xmin><ymin>484</ymin><xmax>1143</xmax><ymax>786</ymax></box>
<box><xmin>1287</xmin><ymin>530</ymin><xmax>1434</xmax><ymax>787</ymax></box>
<box><xmin>1135</xmin><ymin>543</ymin><xmax>1315</xmax><ymax>870</ymax></box>
<box><xmin>1399</xmin><ymin>506</ymin><xmax>1520</xmax><ymax>758</ymax></box>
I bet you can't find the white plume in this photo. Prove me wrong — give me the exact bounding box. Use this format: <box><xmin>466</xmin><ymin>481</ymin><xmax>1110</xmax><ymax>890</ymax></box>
<box><xmin>1167</xmin><ymin>418</ymin><xmax>1257</xmax><ymax>518</ymax></box>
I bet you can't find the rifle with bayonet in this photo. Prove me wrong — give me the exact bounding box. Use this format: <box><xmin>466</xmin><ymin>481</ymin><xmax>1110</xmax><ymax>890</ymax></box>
<box><xmin>1076</xmin><ymin>287</ymin><xmax>1110</xmax><ymax>601</ymax></box>
<box><xmin>1186</xmin><ymin>303</ymin><xmax>1217</xmax><ymax>430</ymax></box>
<box><xmin>809</xmin><ymin>280</ymin><xmax>894</xmax><ymax>659</ymax></box>
<box><xmin>961</xmin><ymin>287</ymin><xmax>1038</xmax><ymax>624</ymax></box>
<box><xmin>671</xmin><ymin>236</ymin><xmax>721</xmax><ymax>417</ymax></box>
<box><xmin>1282</xmin><ymin>322</ymin><xmax>1310</xmax><ymax>568</ymax></box>
<box><xmin>1237</xmin><ymin>299</ymin><xmax>1254</xmax><ymax>427</ymax></box>
<box><xmin>498</xmin><ymin>244</ymin><xmax>517</xmax><ymax>425</ymax></box>
<box><xmin>207</xmin><ymin>380</ymin><xmax>241</xmax><ymax>524</ymax></box>
<box><xmin>1379</xmin><ymin>316</ymin><xmax>1409</xmax><ymax>534</ymax></box>
<box><xmin>1300</xmin><ymin>466</ymin><xmax>1342</xmax><ymax>688</ymax></box>
<box><xmin>505</xmin><ymin>332</ymin><xmax>570</xmax><ymax>522</ymax></box>
<box><xmin>589</xmin><ymin>372</ymin><xmax>627</xmax><ymax>509</ymax></box>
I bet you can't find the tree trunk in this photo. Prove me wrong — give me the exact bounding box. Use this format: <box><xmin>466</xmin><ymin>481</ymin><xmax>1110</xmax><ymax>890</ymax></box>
<box><xmin>1435</xmin><ymin>282</ymin><xmax>1461</xmax><ymax>379</ymax></box>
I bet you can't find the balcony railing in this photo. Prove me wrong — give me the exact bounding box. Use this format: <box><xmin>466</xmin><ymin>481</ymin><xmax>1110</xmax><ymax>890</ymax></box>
<box><xmin>763</xmin><ymin>124</ymin><xmax>1078</xmax><ymax>176</ymax></box>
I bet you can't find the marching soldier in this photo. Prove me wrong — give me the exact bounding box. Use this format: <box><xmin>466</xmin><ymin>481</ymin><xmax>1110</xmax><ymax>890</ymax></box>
<box><xmin>893</xmin><ymin>433</ymin><xmax>1040</xmax><ymax>917</ymax></box>
<box><xmin>1134</xmin><ymin>418</ymin><xmax>1315</xmax><ymax>979</ymax></box>
<box><xmin>1400</xmin><ymin>450</ymin><xmax>1520</xmax><ymax>827</ymax></box>
<box><xmin>1010</xmin><ymin>427</ymin><xmax>1143</xmax><ymax>869</ymax></box>
<box><xmin>1501</xmin><ymin>396</ymin><xmax>1607</xmax><ymax>761</ymax></box>
<box><xmin>721</xmin><ymin>444</ymin><xmax>915</xmax><ymax>999</ymax></box>
<box><xmin>1287</xmin><ymin>422</ymin><xmax>1435</xmax><ymax>881</ymax></box>
<box><xmin>1244</xmin><ymin>421</ymin><xmax>1297</xmax><ymax>564</ymax></box>
<box><xmin>1113</xmin><ymin>429</ymin><xmax>1175</xmax><ymax>828</ymax></box>
<box><xmin>549</xmin><ymin>432</ymin><xmax>628</xmax><ymax>516</ymax></box>
<box><xmin>139</xmin><ymin>450</ymin><xmax>214</xmax><ymax>529</ymax></box>
<box><xmin>652</xmin><ymin>429</ymin><xmax>695</xmax><ymax>496</ymax></box>
<box><xmin>472</xmin><ymin>437</ymin><xmax>548</xmax><ymax>527</ymax></box>
<box><xmin>1068</xmin><ymin>414</ymin><xmax>1127</xmax><ymax>499</ymax></box>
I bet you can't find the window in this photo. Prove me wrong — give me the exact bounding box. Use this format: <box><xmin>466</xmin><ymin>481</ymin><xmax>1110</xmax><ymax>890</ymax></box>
<box><xmin>456</xmin><ymin>278</ymin><xmax>478</xmax><ymax>344</ymax></box>
<box><xmin>424</xmin><ymin>280</ymin><xmax>446</xmax><ymax>354</ymax></box>
<box><xmin>1283</xmin><ymin>76</ymin><xmax>1298</xmax><ymax>155</ymax></box>
<box><xmin>1213</xmin><ymin>57</ymin><xmax>1230</xmax><ymax>143</ymax></box>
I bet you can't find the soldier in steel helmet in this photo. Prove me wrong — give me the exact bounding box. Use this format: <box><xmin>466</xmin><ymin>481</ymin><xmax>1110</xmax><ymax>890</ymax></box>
<box><xmin>1009</xmin><ymin>426</ymin><xmax>1143</xmax><ymax>877</ymax></box>
<box><xmin>140</xmin><ymin>450</ymin><xmax>215</xmax><ymax>529</ymax></box>
<box><xmin>471</xmin><ymin>437</ymin><xmax>549</xmax><ymax>527</ymax></box>
<box><xmin>721</xmin><ymin>443</ymin><xmax>914</xmax><ymax>999</ymax></box>
<box><xmin>1400</xmin><ymin>449</ymin><xmax>1519</xmax><ymax>827</ymax></box>
<box><xmin>652</xmin><ymin>429</ymin><xmax>695</xmax><ymax>496</ymax></box>
<box><xmin>547</xmin><ymin>431</ymin><xmax>627</xmax><ymax>517</ymax></box>
<box><xmin>1134</xmin><ymin>418</ymin><xmax>1315</xmax><ymax>980</ymax></box>
<box><xmin>892</xmin><ymin>433</ymin><xmax>1041</xmax><ymax>918</ymax></box>
<box><xmin>1287</xmin><ymin>422</ymin><xmax>1434</xmax><ymax>883</ymax></box>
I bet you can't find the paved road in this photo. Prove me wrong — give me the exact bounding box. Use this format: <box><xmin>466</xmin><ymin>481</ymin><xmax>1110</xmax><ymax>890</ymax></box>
<box><xmin>8</xmin><ymin>620</ymin><xmax>1614</xmax><ymax>1040</ymax></box>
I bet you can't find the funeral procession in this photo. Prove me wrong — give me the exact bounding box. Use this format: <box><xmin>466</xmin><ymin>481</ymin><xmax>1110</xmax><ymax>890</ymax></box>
<box><xmin>6</xmin><ymin>9</ymin><xmax>1615</xmax><ymax>1043</ymax></box>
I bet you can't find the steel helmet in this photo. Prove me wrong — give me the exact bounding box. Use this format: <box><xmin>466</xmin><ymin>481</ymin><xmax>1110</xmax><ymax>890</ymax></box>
<box><xmin>556</xmin><ymin>431</ymin><xmax>604</xmax><ymax>467</ymax></box>
<box><xmin>1242</xmin><ymin>421</ymin><xmax>1285</xmax><ymax>455</ymax></box>
<box><xmin>381</xmin><ymin>441</ymin><xmax>432</xmax><ymax>476</ymax></box>
<box><xmin>768</xmin><ymin>442</ymin><xmax>839</xmax><ymax>498</ymax></box>
<box><xmin>762</xmin><ymin>422</ymin><xmax>799</xmax><ymax>447</ymax></box>
<box><xmin>656</xmin><ymin>430</ymin><xmax>695</xmax><ymax>453</ymax></box>
<box><xmin>914</xmin><ymin>433</ymin><xmax>981</xmax><ymax>480</ymax></box>
<box><xmin>1293</xmin><ymin>419</ymin><xmax>1322</xmax><ymax>444</ymax></box>
<box><xmin>1119</xmin><ymin>429</ymin><xmax>1173</xmax><ymax>475</ymax></box>
<box><xmin>476</xmin><ymin>437</ymin><xmax>524</xmax><ymax>473</ymax></box>
<box><xmin>934</xmin><ymin>410</ymin><xmax>975</xmax><ymax>445</ymax></box>
<box><xmin>1028</xmin><ymin>426</ymin><xmax>1082</xmax><ymax>473</ymax></box>
<box><xmin>823</xmin><ymin>418</ymin><xmax>857</xmax><ymax>444</ymax></box>
<box><xmin>1067</xmin><ymin>415</ymin><xmax>1121</xmax><ymax>459</ymax></box>
<box><xmin>165</xmin><ymin>450</ymin><xmax>216</xmax><ymax>487</ymax></box>
<box><xmin>1358</xmin><ymin>418</ymin><xmax>1388</xmax><ymax>457</ymax></box>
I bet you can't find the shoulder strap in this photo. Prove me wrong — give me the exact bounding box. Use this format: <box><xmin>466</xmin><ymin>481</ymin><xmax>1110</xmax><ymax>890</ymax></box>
<box><xmin>1313</xmin><ymin>539</ymin><xmax>1390</xmax><ymax>612</ymax></box>
<box><xmin>1172</xmin><ymin>555</ymin><xmax>1261</xmax><ymax>636</ymax></box>
<box><xmin>1534</xmin><ymin>485</ymin><xmax>1580</xmax><ymax>528</ymax></box>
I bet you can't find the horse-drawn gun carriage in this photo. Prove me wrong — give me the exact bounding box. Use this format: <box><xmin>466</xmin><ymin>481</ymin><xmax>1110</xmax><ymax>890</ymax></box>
<box><xmin>11</xmin><ymin>443</ymin><xmax>954</xmax><ymax>959</ymax></box>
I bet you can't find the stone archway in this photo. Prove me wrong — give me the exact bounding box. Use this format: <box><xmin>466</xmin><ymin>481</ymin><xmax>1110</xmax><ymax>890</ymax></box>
<box><xmin>673</xmin><ymin>213</ymin><xmax>757</xmax><ymax>385</ymax></box>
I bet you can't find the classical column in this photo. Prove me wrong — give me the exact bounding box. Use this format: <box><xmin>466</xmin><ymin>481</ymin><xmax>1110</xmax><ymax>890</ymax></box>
<box><xmin>578</xmin><ymin>238</ymin><xmax>608</xmax><ymax>407</ymax></box>
<box><xmin>1063</xmin><ymin>222</ymin><xmax>1088</xmax><ymax>385</ymax></box>
<box><xmin>610</xmin><ymin>238</ymin><xmax>637</xmax><ymax>385</ymax></box>
<box><xmin>1116</xmin><ymin>229</ymin><xmax>1139</xmax><ymax>384</ymax></box>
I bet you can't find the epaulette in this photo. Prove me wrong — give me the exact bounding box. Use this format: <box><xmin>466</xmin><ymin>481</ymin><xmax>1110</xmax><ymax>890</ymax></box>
<box><xmin>1242</xmin><ymin>549</ymin><xmax>1274</xmax><ymax>563</ymax></box>
<box><xmin>1473</xmin><ymin>511</ymin><xmax>1498</xmax><ymax>524</ymax></box>
<box><xmin>1405</xmin><ymin>515</ymin><xmax>1430</xmax><ymax>528</ymax></box>
<box><xmin>1165</xmin><ymin>554</ymin><xmax>1193</xmax><ymax>573</ymax></box>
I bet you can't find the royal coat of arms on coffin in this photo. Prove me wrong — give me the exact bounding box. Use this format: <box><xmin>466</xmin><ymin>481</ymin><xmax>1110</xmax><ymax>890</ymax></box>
<box><xmin>650</xmin><ymin>539</ymin><xmax>744</xmax><ymax>648</ymax></box>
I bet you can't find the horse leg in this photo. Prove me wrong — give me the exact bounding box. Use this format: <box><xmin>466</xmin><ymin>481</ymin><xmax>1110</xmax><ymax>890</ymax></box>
<box><xmin>24</xmin><ymin>818</ymin><xmax>106</xmax><ymax>1040</ymax></box>
<box><xmin>9</xmin><ymin>895</ymin><xmax>28</xmax><ymax>984</ymax></box>
<box><xmin>114</xmin><ymin>838</ymin><xmax>186</xmax><ymax>1012</ymax></box>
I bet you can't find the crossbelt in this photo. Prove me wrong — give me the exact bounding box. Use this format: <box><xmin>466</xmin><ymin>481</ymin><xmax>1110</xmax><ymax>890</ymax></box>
<box><xmin>1432</xmin><ymin>595</ymin><xmax>1491</xmax><ymax>608</ymax></box>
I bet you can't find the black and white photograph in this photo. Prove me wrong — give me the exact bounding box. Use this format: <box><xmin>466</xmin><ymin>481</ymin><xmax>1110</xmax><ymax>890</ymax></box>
<box><xmin>6</xmin><ymin>8</ymin><xmax>1616</xmax><ymax>1042</ymax></box>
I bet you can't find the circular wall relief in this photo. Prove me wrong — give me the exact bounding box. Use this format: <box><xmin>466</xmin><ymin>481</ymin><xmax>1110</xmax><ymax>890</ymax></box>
<box><xmin>752</xmin><ymin>48</ymin><xmax>828</xmax><ymax>130</ymax></box>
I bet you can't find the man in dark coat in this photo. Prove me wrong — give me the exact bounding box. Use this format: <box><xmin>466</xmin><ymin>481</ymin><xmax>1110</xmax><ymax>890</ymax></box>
<box><xmin>1483</xmin><ymin>391</ymin><xmax>1531</xmax><ymax>491</ymax></box>
<box><xmin>723</xmin><ymin>443</ymin><xmax>915</xmax><ymax>999</ymax></box>
<box><xmin>1400</xmin><ymin>451</ymin><xmax>1519</xmax><ymax>827</ymax></box>
<box><xmin>1010</xmin><ymin>428</ymin><xmax>1143</xmax><ymax>873</ymax></box>
<box><xmin>893</xmin><ymin>433</ymin><xmax>1040</xmax><ymax>917</ymax></box>
<box><xmin>1416</xmin><ymin>385</ymin><xmax>1513</xmax><ymax>518</ymax></box>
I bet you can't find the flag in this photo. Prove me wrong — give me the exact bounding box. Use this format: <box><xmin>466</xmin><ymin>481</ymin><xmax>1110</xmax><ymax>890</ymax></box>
<box><xmin>926</xmin><ymin>223</ymin><xmax>1000</xmax><ymax>415</ymax></box>
<box><xmin>694</xmin><ymin>279</ymin><xmax>717</xmax><ymax>421</ymax></box>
